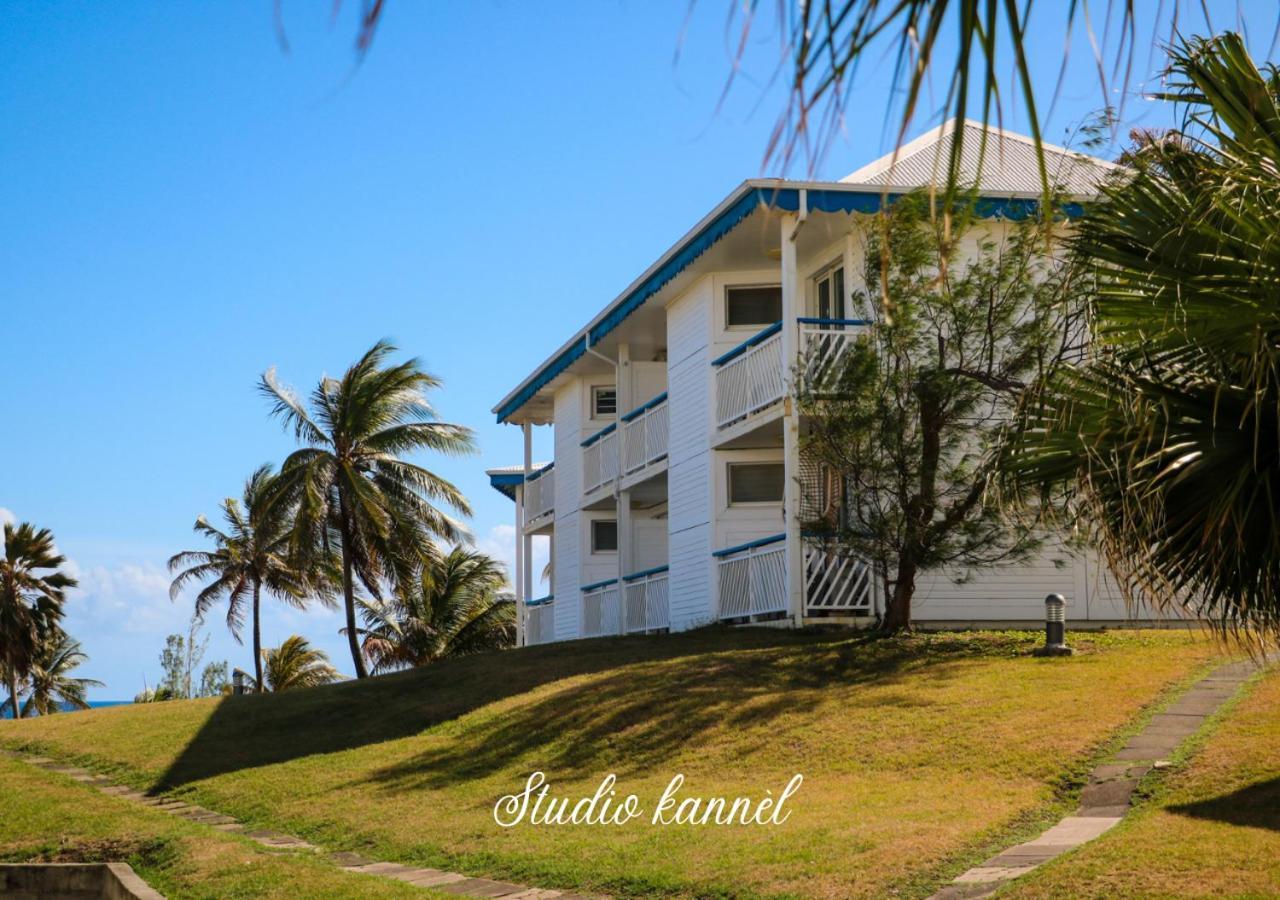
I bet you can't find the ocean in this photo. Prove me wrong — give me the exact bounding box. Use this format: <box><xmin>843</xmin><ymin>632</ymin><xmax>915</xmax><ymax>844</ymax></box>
<box><xmin>0</xmin><ymin>700</ymin><xmax>131</xmax><ymax>719</ymax></box>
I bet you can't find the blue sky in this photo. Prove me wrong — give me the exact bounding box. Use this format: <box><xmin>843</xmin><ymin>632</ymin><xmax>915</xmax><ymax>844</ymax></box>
<box><xmin>2</xmin><ymin>2</ymin><xmax>1275</xmax><ymax>698</ymax></box>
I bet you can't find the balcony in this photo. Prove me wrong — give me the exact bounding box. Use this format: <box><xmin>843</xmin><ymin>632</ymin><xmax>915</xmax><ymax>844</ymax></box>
<box><xmin>581</xmin><ymin>424</ymin><xmax>619</xmax><ymax>498</ymax></box>
<box><xmin>581</xmin><ymin>578</ymin><xmax>622</xmax><ymax>637</ymax></box>
<box><xmin>524</xmin><ymin>596</ymin><xmax>555</xmax><ymax>645</ymax></box>
<box><xmin>621</xmin><ymin>392</ymin><xmax>668</xmax><ymax>486</ymax></box>
<box><xmin>713</xmin><ymin>533</ymin><xmax>877</xmax><ymax>622</ymax></box>
<box><xmin>622</xmin><ymin>565</ymin><xmax>669</xmax><ymax>632</ymax></box>
<box><xmin>523</xmin><ymin>463</ymin><xmax>554</xmax><ymax>531</ymax></box>
<box><xmin>712</xmin><ymin>318</ymin><xmax>871</xmax><ymax>433</ymax></box>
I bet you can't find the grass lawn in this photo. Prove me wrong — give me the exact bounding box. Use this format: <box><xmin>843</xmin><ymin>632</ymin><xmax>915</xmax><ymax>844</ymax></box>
<box><xmin>0</xmin><ymin>628</ymin><xmax>1224</xmax><ymax>898</ymax></box>
<box><xmin>0</xmin><ymin>754</ymin><xmax>431</xmax><ymax>898</ymax></box>
<box><xmin>1004</xmin><ymin>666</ymin><xmax>1280</xmax><ymax>899</ymax></box>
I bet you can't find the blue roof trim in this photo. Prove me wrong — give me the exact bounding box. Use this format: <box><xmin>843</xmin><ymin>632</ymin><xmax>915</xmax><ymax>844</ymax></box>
<box><xmin>712</xmin><ymin>532</ymin><xmax>786</xmax><ymax>558</ymax></box>
<box><xmin>711</xmin><ymin>321</ymin><xmax>783</xmax><ymax>367</ymax></box>
<box><xmin>488</xmin><ymin>472</ymin><xmax>523</xmax><ymax>500</ymax></box>
<box><xmin>580</xmin><ymin>422</ymin><xmax>617</xmax><ymax>448</ymax></box>
<box><xmin>620</xmin><ymin>391</ymin><xmax>668</xmax><ymax>423</ymax></box>
<box><xmin>495</xmin><ymin>185</ymin><xmax>1085</xmax><ymax>423</ymax></box>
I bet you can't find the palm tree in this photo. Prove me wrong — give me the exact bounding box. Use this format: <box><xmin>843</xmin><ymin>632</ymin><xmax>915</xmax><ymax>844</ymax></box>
<box><xmin>1009</xmin><ymin>33</ymin><xmax>1280</xmax><ymax>637</ymax></box>
<box><xmin>21</xmin><ymin>633</ymin><xmax>102</xmax><ymax>717</ymax></box>
<box><xmin>168</xmin><ymin>464</ymin><xmax>320</xmax><ymax>692</ymax></box>
<box><xmin>261</xmin><ymin>635</ymin><xmax>341</xmax><ymax>692</ymax></box>
<box><xmin>355</xmin><ymin>546</ymin><xmax>513</xmax><ymax>673</ymax></box>
<box><xmin>1</xmin><ymin>523</ymin><xmax>77</xmax><ymax>718</ymax></box>
<box><xmin>259</xmin><ymin>340</ymin><xmax>476</xmax><ymax>678</ymax></box>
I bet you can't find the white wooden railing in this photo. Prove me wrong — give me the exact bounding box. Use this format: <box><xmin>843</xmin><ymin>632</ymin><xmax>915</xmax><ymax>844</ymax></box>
<box><xmin>803</xmin><ymin>541</ymin><xmax>875</xmax><ymax>615</ymax></box>
<box><xmin>714</xmin><ymin>534</ymin><xmax>788</xmax><ymax>620</ymax></box>
<box><xmin>525</xmin><ymin>598</ymin><xmax>555</xmax><ymax>645</ymax></box>
<box><xmin>581</xmin><ymin>579</ymin><xmax>623</xmax><ymax>637</ymax></box>
<box><xmin>581</xmin><ymin>425</ymin><xmax>619</xmax><ymax>496</ymax></box>
<box><xmin>798</xmin><ymin>318</ymin><xmax>871</xmax><ymax>386</ymax></box>
<box><xmin>622</xmin><ymin>392</ymin><xmax>669</xmax><ymax>476</ymax></box>
<box><xmin>523</xmin><ymin>463</ymin><xmax>555</xmax><ymax>525</ymax></box>
<box><xmin>713</xmin><ymin>323</ymin><xmax>785</xmax><ymax>428</ymax></box>
<box><xmin>622</xmin><ymin>566</ymin><xmax>669</xmax><ymax>632</ymax></box>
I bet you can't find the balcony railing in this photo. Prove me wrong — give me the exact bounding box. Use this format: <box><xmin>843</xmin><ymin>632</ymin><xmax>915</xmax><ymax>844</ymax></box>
<box><xmin>713</xmin><ymin>534</ymin><xmax>788</xmax><ymax>620</ymax></box>
<box><xmin>622</xmin><ymin>392</ymin><xmax>668</xmax><ymax>476</ymax></box>
<box><xmin>713</xmin><ymin>323</ymin><xmax>784</xmax><ymax>428</ymax></box>
<box><xmin>523</xmin><ymin>463</ymin><xmax>554</xmax><ymax>525</ymax></box>
<box><xmin>581</xmin><ymin>424</ymin><xmax>619</xmax><ymax>496</ymax></box>
<box><xmin>803</xmin><ymin>540</ymin><xmax>875</xmax><ymax>615</ymax></box>
<box><xmin>622</xmin><ymin>565</ymin><xmax>669</xmax><ymax>632</ymax></box>
<box><xmin>581</xmin><ymin>578</ymin><xmax>623</xmax><ymax>637</ymax></box>
<box><xmin>713</xmin><ymin>318</ymin><xmax>872</xmax><ymax>429</ymax></box>
<box><xmin>525</xmin><ymin>596</ymin><xmax>555</xmax><ymax>645</ymax></box>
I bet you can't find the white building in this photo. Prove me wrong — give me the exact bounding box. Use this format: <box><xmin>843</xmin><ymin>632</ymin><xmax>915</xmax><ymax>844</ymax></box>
<box><xmin>488</xmin><ymin>120</ymin><xmax>1142</xmax><ymax>647</ymax></box>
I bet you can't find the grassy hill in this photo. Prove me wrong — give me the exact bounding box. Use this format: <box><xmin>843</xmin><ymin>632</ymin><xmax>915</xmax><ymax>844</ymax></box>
<box><xmin>0</xmin><ymin>627</ymin><xmax>1226</xmax><ymax>898</ymax></box>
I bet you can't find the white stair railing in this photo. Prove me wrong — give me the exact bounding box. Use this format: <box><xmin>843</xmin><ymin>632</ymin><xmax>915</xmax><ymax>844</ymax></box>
<box><xmin>524</xmin><ymin>598</ymin><xmax>555</xmax><ymax>645</ymax></box>
<box><xmin>582</xmin><ymin>425</ymin><xmax>619</xmax><ymax>496</ymax></box>
<box><xmin>714</xmin><ymin>534</ymin><xmax>788</xmax><ymax>620</ymax></box>
<box><xmin>798</xmin><ymin>318</ymin><xmax>871</xmax><ymax>386</ymax></box>
<box><xmin>622</xmin><ymin>393</ymin><xmax>669</xmax><ymax>476</ymax></box>
<box><xmin>581</xmin><ymin>579</ymin><xmax>623</xmax><ymax>637</ymax></box>
<box><xmin>713</xmin><ymin>323</ymin><xmax>785</xmax><ymax>428</ymax></box>
<box><xmin>803</xmin><ymin>542</ymin><xmax>875</xmax><ymax>615</ymax></box>
<box><xmin>622</xmin><ymin>566</ymin><xmax>670</xmax><ymax>632</ymax></box>
<box><xmin>523</xmin><ymin>464</ymin><xmax>555</xmax><ymax>525</ymax></box>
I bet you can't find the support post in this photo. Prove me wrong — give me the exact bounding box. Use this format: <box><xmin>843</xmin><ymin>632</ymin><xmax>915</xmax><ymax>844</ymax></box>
<box><xmin>780</xmin><ymin>212</ymin><xmax>806</xmax><ymax>626</ymax></box>
<box><xmin>616</xmin><ymin>343</ymin><xmax>633</xmax><ymax>586</ymax></box>
<box><xmin>522</xmin><ymin>423</ymin><xmax>534</xmax><ymax>631</ymax></box>
<box><xmin>514</xmin><ymin>482</ymin><xmax>525</xmax><ymax>647</ymax></box>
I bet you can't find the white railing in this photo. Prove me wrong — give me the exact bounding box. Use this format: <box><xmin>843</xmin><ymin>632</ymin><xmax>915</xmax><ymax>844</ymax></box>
<box><xmin>714</xmin><ymin>534</ymin><xmax>788</xmax><ymax>620</ymax></box>
<box><xmin>622</xmin><ymin>567</ymin><xmax>669</xmax><ymax>632</ymax></box>
<box><xmin>581</xmin><ymin>579</ymin><xmax>623</xmax><ymax>637</ymax></box>
<box><xmin>582</xmin><ymin>425</ymin><xmax>619</xmax><ymax>496</ymax></box>
<box><xmin>525</xmin><ymin>598</ymin><xmax>555</xmax><ymax>645</ymax></box>
<box><xmin>798</xmin><ymin>318</ymin><xmax>871</xmax><ymax>387</ymax></box>
<box><xmin>713</xmin><ymin>323</ymin><xmax>785</xmax><ymax>428</ymax></box>
<box><xmin>803</xmin><ymin>542</ymin><xmax>875</xmax><ymax>615</ymax></box>
<box><xmin>622</xmin><ymin>393</ymin><xmax>669</xmax><ymax>476</ymax></box>
<box><xmin>523</xmin><ymin>464</ymin><xmax>555</xmax><ymax>525</ymax></box>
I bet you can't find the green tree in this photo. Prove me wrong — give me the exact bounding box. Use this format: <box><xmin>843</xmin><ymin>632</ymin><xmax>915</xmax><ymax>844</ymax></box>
<box><xmin>21</xmin><ymin>633</ymin><xmax>102</xmax><ymax>717</ymax></box>
<box><xmin>260</xmin><ymin>340</ymin><xmax>476</xmax><ymax>678</ymax></box>
<box><xmin>261</xmin><ymin>635</ymin><xmax>341</xmax><ymax>692</ymax></box>
<box><xmin>1</xmin><ymin>523</ymin><xmax>77</xmax><ymax>718</ymax></box>
<box><xmin>355</xmin><ymin>546</ymin><xmax>513</xmax><ymax>673</ymax></box>
<box><xmin>168</xmin><ymin>464</ymin><xmax>321</xmax><ymax>692</ymax></box>
<box><xmin>158</xmin><ymin>633</ymin><xmax>186</xmax><ymax>699</ymax></box>
<box><xmin>1009</xmin><ymin>33</ymin><xmax>1280</xmax><ymax>637</ymax></box>
<box><xmin>798</xmin><ymin>193</ymin><xmax>1089</xmax><ymax>631</ymax></box>
<box><xmin>198</xmin><ymin>660</ymin><xmax>230</xmax><ymax>697</ymax></box>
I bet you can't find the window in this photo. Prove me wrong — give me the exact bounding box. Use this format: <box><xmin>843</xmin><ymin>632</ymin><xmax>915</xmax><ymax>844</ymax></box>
<box><xmin>726</xmin><ymin>285</ymin><xmax>782</xmax><ymax>329</ymax></box>
<box><xmin>591</xmin><ymin>519</ymin><xmax>618</xmax><ymax>553</ymax></box>
<box><xmin>728</xmin><ymin>462</ymin><xmax>785</xmax><ymax>504</ymax></box>
<box><xmin>815</xmin><ymin>265</ymin><xmax>845</xmax><ymax>320</ymax></box>
<box><xmin>592</xmin><ymin>386</ymin><xmax>617</xmax><ymax>418</ymax></box>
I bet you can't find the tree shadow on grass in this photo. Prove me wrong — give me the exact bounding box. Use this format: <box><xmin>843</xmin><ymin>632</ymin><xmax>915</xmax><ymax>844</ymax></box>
<box><xmin>1168</xmin><ymin>777</ymin><xmax>1280</xmax><ymax>832</ymax></box>
<box><xmin>356</xmin><ymin>629</ymin><xmax>1007</xmax><ymax>793</ymax></box>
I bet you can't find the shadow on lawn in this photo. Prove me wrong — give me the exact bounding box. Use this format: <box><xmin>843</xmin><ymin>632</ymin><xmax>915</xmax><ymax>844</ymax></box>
<box><xmin>1169</xmin><ymin>776</ymin><xmax>1280</xmax><ymax>832</ymax></box>
<box><xmin>156</xmin><ymin>627</ymin><xmax>1023</xmax><ymax>790</ymax></box>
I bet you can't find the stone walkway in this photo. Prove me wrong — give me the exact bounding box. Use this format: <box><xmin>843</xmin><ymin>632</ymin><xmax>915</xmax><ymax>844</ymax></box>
<box><xmin>930</xmin><ymin>659</ymin><xmax>1261</xmax><ymax>899</ymax></box>
<box><xmin>2</xmin><ymin>750</ymin><xmax>588</xmax><ymax>899</ymax></box>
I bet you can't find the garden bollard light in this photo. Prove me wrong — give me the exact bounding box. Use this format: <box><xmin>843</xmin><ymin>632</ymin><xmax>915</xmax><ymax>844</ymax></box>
<box><xmin>1034</xmin><ymin>593</ymin><xmax>1073</xmax><ymax>656</ymax></box>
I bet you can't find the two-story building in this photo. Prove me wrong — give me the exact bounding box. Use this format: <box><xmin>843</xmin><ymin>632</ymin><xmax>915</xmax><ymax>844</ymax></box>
<box><xmin>488</xmin><ymin>119</ymin><xmax>1144</xmax><ymax>647</ymax></box>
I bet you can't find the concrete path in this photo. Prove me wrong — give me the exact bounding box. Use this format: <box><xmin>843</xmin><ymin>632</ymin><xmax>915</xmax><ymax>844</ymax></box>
<box><xmin>930</xmin><ymin>659</ymin><xmax>1261</xmax><ymax>899</ymax></box>
<box><xmin>2</xmin><ymin>750</ymin><xmax>589</xmax><ymax>899</ymax></box>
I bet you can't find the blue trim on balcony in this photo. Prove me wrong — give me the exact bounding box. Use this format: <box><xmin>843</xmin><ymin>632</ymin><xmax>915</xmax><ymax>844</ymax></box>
<box><xmin>711</xmin><ymin>321</ymin><xmax>783</xmax><ymax>368</ymax></box>
<box><xmin>620</xmin><ymin>391</ymin><xmax>668</xmax><ymax>423</ymax></box>
<box><xmin>580</xmin><ymin>578</ymin><xmax>619</xmax><ymax>592</ymax></box>
<box><xmin>525</xmin><ymin>594</ymin><xmax>554</xmax><ymax>607</ymax></box>
<box><xmin>580</xmin><ymin>422</ymin><xmax>617</xmax><ymax>448</ymax></box>
<box><xmin>712</xmin><ymin>533</ymin><xmax>786</xmax><ymax>558</ymax></box>
<box><xmin>796</xmin><ymin>317</ymin><xmax>873</xmax><ymax>327</ymax></box>
<box><xmin>622</xmin><ymin>564</ymin><xmax>670</xmax><ymax>583</ymax></box>
<box><xmin>525</xmin><ymin>461</ymin><xmax>554</xmax><ymax>481</ymax></box>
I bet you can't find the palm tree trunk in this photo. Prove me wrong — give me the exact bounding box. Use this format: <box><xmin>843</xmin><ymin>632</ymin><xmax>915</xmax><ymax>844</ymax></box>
<box><xmin>7</xmin><ymin>673</ymin><xmax>20</xmax><ymax>720</ymax></box>
<box><xmin>338</xmin><ymin>518</ymin><xmax>370</xmax><ymax>679</ymax></box>
<box><xmin>252</xmin><ymin>578</ymin><xmax>264</xmax><ymax>693</ymax></box>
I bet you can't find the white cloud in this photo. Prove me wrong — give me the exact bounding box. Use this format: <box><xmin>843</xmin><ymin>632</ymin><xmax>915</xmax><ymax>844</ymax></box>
<box><xmin>476</xmin><ymin>523</ymin><xmax>550</xmax><ymax>596</ymax></box>
<box><xmin>66</xmin><ymin>559</ymin><xmax>188</xmax><ymax>636</ymax></box>
<box><xmin>0</xmin><ymin>507</ymin><xmax>14</xmax><ymax>526</ymax></box>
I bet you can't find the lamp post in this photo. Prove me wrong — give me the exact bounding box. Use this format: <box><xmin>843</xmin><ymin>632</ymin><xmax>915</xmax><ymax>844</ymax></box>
<box><xmin>1034</xmin><ymin>593</ymin><xmax>1074</xmax><ymax>656</ymax></box>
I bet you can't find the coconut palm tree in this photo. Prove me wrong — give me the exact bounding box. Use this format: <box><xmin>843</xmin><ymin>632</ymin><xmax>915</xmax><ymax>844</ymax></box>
<box><xmin>259</xmin><ymin>340</ymin><xmax>476</xmax><ymax>678</ymax></box>
<box><xmin>1</xmin><ymin>523</ymin><xmax>77</xmax><ymax>718</ymax></box>
<box><xmin>20</xmin><ymin>632</ymin><xmax>102</xmax><ymax>717</ymax></box>
<box><xmin>1009</xmin><ymin>33</ymin><xmax>1280</xmax><ymax>637</ymax></box>
<box><xmin>355</xmin><ymin>546</ymin><xmax>513</xmax><ymax>673</ymax></box>
<box><xmin>168</xmin><ymin>464</ymin><xmax>321</xmax><ymax>693</ymax></box>
<box><xmin>261</xmin><ymin>635</ymin><xmax>341</xmax><ymax>692</ymax></box>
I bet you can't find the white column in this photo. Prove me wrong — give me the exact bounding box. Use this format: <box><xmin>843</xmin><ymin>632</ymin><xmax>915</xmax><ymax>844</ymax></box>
<box><xmin>780</xmin><ymin>212</ymin><xmax>806</xmax><ymax>625</ymax></box>
<box><xmin>616</xmin><ymin>343</ymin><xmax>633</xmax><ymax>585</ymax></box>
<box><xmin>513</xmin><ymin>482</ymin><xmax>525</xmax><ymax>647</ymax></box>
<box><xmin>522</xmin><ymin>423</ymin><xmax>534</xmax><ymax>616</ymax></box>
<box><xmin>843</xmin><ymin>232</ymin><xmax>857</xmax><ymax>318</ymax></box>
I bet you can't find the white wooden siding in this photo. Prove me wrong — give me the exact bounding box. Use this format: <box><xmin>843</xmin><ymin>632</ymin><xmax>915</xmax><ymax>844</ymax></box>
<box><xmin>552</xmin><ymin>381</ymin><xmax>583</xmax><ymax>640</ymax></box>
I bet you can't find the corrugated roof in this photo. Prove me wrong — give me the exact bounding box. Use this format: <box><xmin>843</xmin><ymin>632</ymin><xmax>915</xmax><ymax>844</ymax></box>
<box><xmin>842</xmin><ymin>119</ymin><xmax>1119</xmax><ymax>196</ymax></box>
